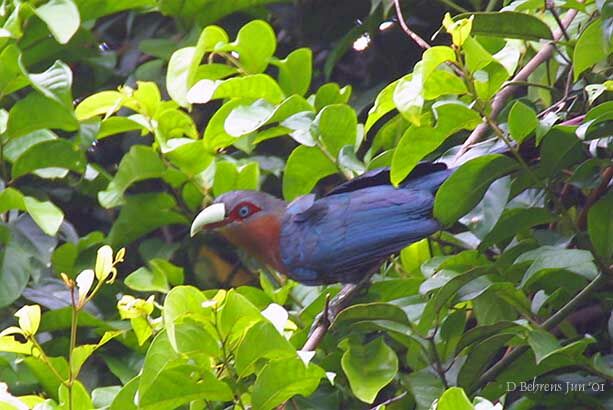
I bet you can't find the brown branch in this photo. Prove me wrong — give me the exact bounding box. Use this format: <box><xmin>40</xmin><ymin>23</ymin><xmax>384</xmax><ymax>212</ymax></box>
<box><xmin>393</xmin><ymin>0</ymin><xmax>431</xmax><ymax>50</ymax></box>
<box><xmin>301</xmin><ymin>274</ymin><xmax>374</xmax><ymax>351</ymax></box>
<box><xmin>454</xmin><ymin>7</ymin><xmax>580</xmax><ymax>161</ymax></box>
<box><xmin>577</xmin><ymin>165</ymin><xmax>613</xmax><ymax>230</ymax></box>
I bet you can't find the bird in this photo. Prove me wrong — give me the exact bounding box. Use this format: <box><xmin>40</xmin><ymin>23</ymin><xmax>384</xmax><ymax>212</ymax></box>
<box><xmin>190</xmin><ymin>162</ymin><xmax>453</xmax><ymax>286</ymax></box>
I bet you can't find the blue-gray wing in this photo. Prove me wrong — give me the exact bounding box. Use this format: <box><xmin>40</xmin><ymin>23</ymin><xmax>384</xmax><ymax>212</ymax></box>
<box><xmin>279</xmin><ymin>186</ymin><xmax>440</xmax><ymax>284</ymax></box>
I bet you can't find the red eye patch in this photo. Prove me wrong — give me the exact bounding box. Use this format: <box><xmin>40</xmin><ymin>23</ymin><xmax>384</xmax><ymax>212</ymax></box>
<box><xmin>228</xmin><ymin>201</ymin><xmax>261</xmax><ymax>221</ymax></box>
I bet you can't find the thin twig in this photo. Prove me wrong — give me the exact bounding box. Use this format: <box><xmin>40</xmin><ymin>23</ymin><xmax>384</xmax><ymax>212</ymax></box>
<box><xmin>454</xmin><ymin>7</ymin><xmax>580</xmax><ymax>161</ymax></box>
<box><xmin>546</xmin><ymin>0</ymin><xmax>571</xmax><ymax>41</ymax></box>
<box><xmin>370</xmin><ymin>392</ymin><xmax>408</xmax><ymax>409</ymax></box>
<box><xmin>393</xmin><ymin>0</ymin><xmax>431</xmax><ymax>50</ymax></box>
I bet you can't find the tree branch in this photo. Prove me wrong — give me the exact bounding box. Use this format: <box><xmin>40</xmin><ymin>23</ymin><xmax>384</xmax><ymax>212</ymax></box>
<box><xmin>393</xmin><ymin>0</ymin><xmax>431</xmax><ymax>50</ymax></box>
<box><xmin>301</xmin><ymin>274</ymin><xmax>374</xmax><ymax>351</ymax></box>
<box><xmin>454</xmin><ymin>7</ymin><xmax>580</xmax><ymax>161</ymax></box>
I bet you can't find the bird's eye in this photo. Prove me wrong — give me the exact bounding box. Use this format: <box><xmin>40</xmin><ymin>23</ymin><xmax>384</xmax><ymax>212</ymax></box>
<box><xmin>238</xmin><ymin>205</ymin><xmax>250</xmax><ymax>218</ymax></box>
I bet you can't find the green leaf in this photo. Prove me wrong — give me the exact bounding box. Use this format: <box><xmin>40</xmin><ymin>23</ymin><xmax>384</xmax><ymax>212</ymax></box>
<box><xmin>0</xmin><ymin>188</ymin><xmax>64</xmax><ymax>235</ymax></box>
<box><xmin>231</xmin><ymin>20</ymin><xmax>276</xmax><ymax>74</ymax></box>
<box><xmin>282</xmin><ymin>146</ymin><xmax>337</xmax><ymax>200</ymax></box>
<box><xmin>573</xmin><ymin>18</ymin><xmax>609</xmax><ymax>79</ymax></box>
<box><xmin>274</xmin><ymin>48</ymin><xmax>312</xmax><ymax>96</ymax></box>
<box><xmin>516</xmin><ymin>247</ymin><xmax>598</xmax><ymax>288</ymax></box>
<box><xmin>235</xmin><ymin>321</ymin><xmax>295</xmax><ymax>377</ymax></box>
<box><xmin>456</xmin><ymin>12</ymin><xmax>552</xmax><ymax>40</ymax></box>
<box><xmin>423</xmin><ymin>70</ymin><xmax>467</xmax><ymax>99</ymax></box>
<box><xmin>588</xmin><ymin>191</ymin><xmax>613</xmax><ymax>260</ymax></box>
<box><xmin>314</xmin><ymin>83</ymin><xmax>351</xmax><ymax>111</ymax></box>
<box><xmin>479</xmin><ymin>208</ymin><xmax>557</xmax><ymax>249</ymax></box>
<box><xmin>365</xmin><ymin>79</ymin><xmax>399</xmax><ymax>132</ymax></box>
<box><xmin>0</xmin><ymin>45</ymin><xmax>29</xmax><ymax>96</ymax></box>
<box><xmin>58</xmin><ymin>380</ymin><xmax>92</xmax><ymax>410</ymax></box>
<box><xmin>315</xmin><ymin>104</ymin><xmax>357</xmax><ymax>155</ymax></box>
<box><xmin>98</xmin><ymin>116</ymin><xmax>147</xmax><ymax>139</ymax></box>
<box><xmin>125</xmin><ymin>267</ymin><xmax>169</xmax><ymax>293</ymax></box>
<box><xmin>225</xmin><ymin>99</ymin><xmax>276</xmax><ymax>137</ymax></box>
<box><xmin>391</xmin><ymin>100</ymin><xmax>482</xmax><ymax>185</ymax></box>
<box><xmin>332</xmin><ymin>302</ymin><xmax>410</xmax><ymax>327</ymax></box>
<box><xmin>139</xmin><ymin>365</ymin><xmax>233</xmax><ymax>410</ymax></box>
<box><xmin>393</xmin><ymin>72</ymin><xmax>423</xmax><ymax>125</ymax></box>
<box><xmin>149</xmin><ymin>259</ymin><xmax>184</xmax><ymax>286</ymax></box>
<box><xmin>539</xmin><ymin>127</ymin><xmax>585</xmax><ymax>177</ymax></box>
<box><xmin>463</xmin><ymin>37</ymin><xmax>494</xmax><ymax>73</ymax></box>
<box><xmin>252</xmin><ymin>357</ymin><xmax>325</xmax><ymax>410</ymax></box>
<box><xmin>162</xmin><ymin>286</ymin><xmax>209</xmax><ymax>352</ymax></box>
<box><xmin>527</xmin><ymin>328</ymin><xmax>561</xmax><ymax>364</ymax></box>
<box><xmin>219</xmin><ymin>290</ymin><xmax>263</xmax><ymax>339</ymax></box>
<box><xmin>109</xmin><ymin>377</ymin><xmax>139</xmax><ymax>410</ymax></box>
<box><xmin>434</xmin><ymin>155</ymin><xmax>519</xmax><ymax>226</ymax></box>
<box><xmin>75</xmin><ymin>91</ymin><xmax>127</xmax><ymax>120</ymax></box>
<box><xmin>165</xmin><ymin>26</ymin><xmax>229</xmax><ymax>107</ymax></box>
<box><xmin>165</xmin><ymin>139</ymin><xmax>214</xmax><ymax>177</ymax></box>
<box><xmin>213</xmin><ymin>161</ymin><xmax>260</xmax><ymax>195</ymax></box>
<box><xmin>407</xmin><ymin>368</ymin><xmax>445</xmax><ymax>410</ymax></box>
<box><xmin>187</xmin><ymin>74</ymin><xmax>285</xmax><ymax>105</ymax></box>
<box><xmin>98</xmin><ymin>145</ymin><xmax>165</xmax><ymax>208</ymax></box>
<box><xmin>92</xmin><ymin>386</ymin><xmax>121</xmax><ymax>409</ymax></box>
<box><xmin>107</xmin><ymin>193</ymin><xmax>187</xmax><ymax>247</ymax></box>
<box><xmin>437</xmin><ymin>387</ymin><xmax>473</xmax><ymax>410</ymax></box>
<box><xmin>34</xmin><ymin>0</ymin><xmax>80</xmax><ymax>44</ymax></box>
<box><xmin>341</xmin><ymin>338</ymin><xmax>398</xmax><ymax>403</ymax></box>
<box><xmin>7</xmin><ymin>93</ymin><xmax>79</xmax><ymax>138</ymax></box>
<box><xmin>508</xmin><ymin>101</ymin><xmax>537</xmax><ymax>143</ymax></box>
<box><xmin>24</xmin><ymin>60</ymin><xmax>73</xmax><ymax>108</ymax></box>
<box><xmin>11</xmin><ymin>139</ymin><xmax>86</xmax><ymax>178</ymax></box>
<box><xmin>70</xmin><ymin>331</ymin><xmax>121</xmax><ymax>376</ymax></box>
<box><xmin>473</xmin><ymin>61</ymin><xmax>510</xmax><ymax>101</ymax></box>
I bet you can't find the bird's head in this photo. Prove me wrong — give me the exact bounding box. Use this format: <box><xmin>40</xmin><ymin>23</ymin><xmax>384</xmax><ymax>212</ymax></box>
<box><xmin>190</xmin><ymin>190</ymin><xmax>285</xmax><ymax>237</ymax></box>
<box><xmin>190</xmin><ymin>190</ymin><xmax>287</xmax><ymax>271</ymax></box>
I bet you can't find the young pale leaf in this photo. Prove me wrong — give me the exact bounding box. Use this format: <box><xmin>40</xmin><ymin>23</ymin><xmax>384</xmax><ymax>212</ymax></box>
<box><xmin>434</xmin><ymin>155</ymin><xmax>519</xmax><ymax>226</ymax></box>
<box><xmin>75</xmin><ymin>91</ymin><xmax>127</xmax><ymax>120</ymax></box>
<box><xmin>15</xmin><ymin>305</ymin><xmax>41</xmax><ymax>336</ymax></box>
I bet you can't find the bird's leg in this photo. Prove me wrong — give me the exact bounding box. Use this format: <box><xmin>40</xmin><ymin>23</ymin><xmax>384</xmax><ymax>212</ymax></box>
<box><xmin>307</xmin><ymin>273</ymin><xmax>374</xmax><ymax>338</ymax></box>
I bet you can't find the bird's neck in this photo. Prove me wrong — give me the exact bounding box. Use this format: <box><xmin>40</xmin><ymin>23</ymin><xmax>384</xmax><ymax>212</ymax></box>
<box><xmin>219</xmin><ymin>212</ymin><xmax>285</xmax><ymax>273</ymax></box>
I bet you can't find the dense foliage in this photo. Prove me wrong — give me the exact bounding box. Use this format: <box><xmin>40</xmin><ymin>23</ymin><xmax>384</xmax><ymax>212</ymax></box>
<box><xmin>0</xmin><ymin>0</ymin><xmax>611</xmax><ymax>409</ymax></box>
